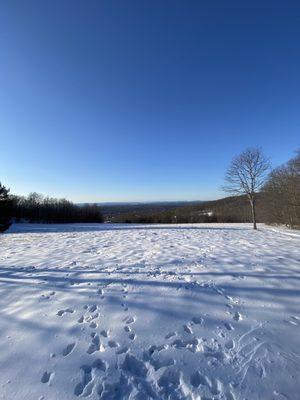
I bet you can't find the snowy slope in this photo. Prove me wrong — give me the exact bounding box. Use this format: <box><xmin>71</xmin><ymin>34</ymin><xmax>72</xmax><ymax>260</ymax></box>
<box><xmin>0</xmin><ymin>223</ymin><xmax>299</xmax><ymax>400</ymax></box>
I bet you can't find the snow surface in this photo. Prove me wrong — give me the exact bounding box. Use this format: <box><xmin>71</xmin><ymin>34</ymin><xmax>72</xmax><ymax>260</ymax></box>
<box><xmin>0</xmin><ymin>223</ymin><xmax>299</xmax><ymax>400</ymax></box>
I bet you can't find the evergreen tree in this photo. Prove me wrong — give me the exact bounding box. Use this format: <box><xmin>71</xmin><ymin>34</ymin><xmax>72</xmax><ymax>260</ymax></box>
<box><xmin>0</xmin><ymin>182</ymin><xmax>10</xmax><ymax>200</ymax></box>
<box><xmin>0</xmin><ymin>182</ymin><xmax>12</xmax><ymax>232</ymax></box>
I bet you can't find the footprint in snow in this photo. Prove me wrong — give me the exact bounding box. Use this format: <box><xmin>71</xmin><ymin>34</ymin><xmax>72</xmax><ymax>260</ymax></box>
<box><xmin>190</xmin><ymin>371</ymin><xmax>210</xmax><ymax>388</ymax></box>
<box><xmin>122</xmin><ymin>354</ymin><xmax>147</xmax><ymax>378</ymax></box>
<box><xmin>116</xmin><ymin>346</ymin><xmax>129</xmax><ymax>355</ymax></box>
<box><xmin>217</xmin><ymin>328</ymin><xmax>226</xmax><ymax>338</ymax></box>
<box><xmin>171</xmin><ymin>337</ymin><xmax>201</xmax><ymax>353</ymax></box>
<box><xmin>108</xmin><ymin>340</ymin><xmax>119</xmax><ymax>348</ymax></box>
<box><xmin>192</xmin><ymin>316</ymin><xmax>203</xmax><ymax>325</ymax></box>
<box><xmin>150</xmin><ymin>356</ymin><xmax>175</xmax><ymax>371</ymax></box>
<box><xmin>87</xmin><ymin>334</ymin><xmax>104</xmax><ymax>354</ymax></box>
<box><xmin>224</xmin><ymin>322</ymin><xmax>234</xmax><ymax>331</ymax></box>
<box><xmin>41</xmin><ymin>291</ymin><xmax>55</xmax><ymax>300</ymax></box>
<box><xmin>183</xmin><ymin>324</ymin><xmax>193</xmax><ymax>334</ymax></box>
<box><xmin>88</xmin><ymin>304</ymin><xmax>97</xmax><ymax>313</ymax></box>
<box><xmin>74</xmin><ymin>359</ymin><xmax>107</xmax><ymax>397</ymax></box>
<box><xmin>62</xmin><ymin>343</ymin><xmax>76</xmax><ymax>356</ymax></box>
<box><xmin>85</xmin><ymin>313</ymin><xmax>98</xmax><ymax>323</ymax></box>
<box><xmin>57</xmin><ymin>308</ymin><xmax>74</xmax><ymax>316</ymax></box>
<box><xmin>124</xmin><ymin>315</ymin><xmax>136</xmax><ymax>324</ymax></box>
<box><xmin>41</xmin><ymin>371</ymin><xmax>54</xmax><ymax>384</ymax></box>
<box><xmin>100</xmin><ymin>329</ymin><xmax>109</xmax><ymax>338</ymax></box>
<box><xmin>147</xmin><ymin>344</ymin><xmax>168</xmax><ymax>355</ymax></box>
<box><xmin>225</xmin><ymin>339</ymin><xmax>235</xmax><ymax>350</ymax></box>
<box><xmin>233</xmin><ymin>312</ymin><xmax>243</xmax><ymax>321</ymax></box>
<box><xmin>165</xmin><ymin>331</ymin><xmax>176</xmax><ymax>339</ymax></box>
<box><xmin>190</xmin><ymin>372</ymin><xmax>224</xmax><ymax>396</ymax></box>
<box><xmin>158</xmin><ymin>367</ymin><xmax>182</xmax><ymax>393</ymax></box>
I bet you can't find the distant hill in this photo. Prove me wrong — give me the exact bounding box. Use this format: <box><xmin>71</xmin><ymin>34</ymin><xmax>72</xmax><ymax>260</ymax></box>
<box><xmin>78</xmin><ymin>201</ymin><xmax>205</xmax><ymax>218</ymax></box>
<box><xmin>99</xmin><ymin>195</ymin><xmax>265</xmax><ymax>223</ymax></box>
<box><xmin>77</xmin><ymin>195</ymin><xmax>265</xmax><ymax>224</ymax></box>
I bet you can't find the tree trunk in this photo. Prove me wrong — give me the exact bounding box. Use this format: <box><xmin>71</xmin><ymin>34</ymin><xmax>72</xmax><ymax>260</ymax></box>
<box><xmin>250</xmin><ymin>197</ymin><xmax>257</xmax><ymax>230</ymax></box>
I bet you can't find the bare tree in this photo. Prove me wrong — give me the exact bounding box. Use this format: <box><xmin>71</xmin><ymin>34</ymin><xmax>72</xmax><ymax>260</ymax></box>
<box><xmin>263</xmin><ymin>149</ymin><xmax>300</xmax><ymax>228</ymax></box>
<box><xmin>223</xmin><ymin>148</ymin><xmax>270</xmax><ymax>229</ymax></box>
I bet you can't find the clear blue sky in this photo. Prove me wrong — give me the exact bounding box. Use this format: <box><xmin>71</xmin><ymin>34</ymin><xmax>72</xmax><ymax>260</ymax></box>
<box><xmin>1</xmin><ymin>1</ymin><xmax>299</xmax><ymax>202</ymax></box>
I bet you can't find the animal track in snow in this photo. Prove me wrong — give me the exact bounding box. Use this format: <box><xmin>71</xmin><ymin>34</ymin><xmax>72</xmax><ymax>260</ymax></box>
<box><xmin>144</xmin><ymin>347</ymin><xmax>174</xmax><ymax>371</ymax></box>
<box><xmin>62</xmin><ymin>343</ymin><xmax>76</xmax><ymax>356</ymax></box>
<box><xmin>233</xmin><ymin>312</ymin><xmax>243</xmax><ymax>321</ymax></box>
<box><xmin>74</xmin><ymin>359</ymin><xmax>107</xmax><ymax>397</ymax></box>
<box><xmin>191</xmin><ymin>316</ymin><xmax>203</xmax><ymax>325</ymax></box>
<box><xmin>57</xmin><ymin>308</ymin><xmax>74</xmax><ymax>316</ymax></box>
<box><xmin>225</xmin><ymin>339</ymin><xmax>235</xmax><ymax>350</ymax></box>
<box><xmin>116</xmin><ymin>346</ymin><xmax>129</xmax><ymax>355</ymax></box>
<box><xmin>41</xmin><ymin>291</ymin><xmax>55</xmax><ymax>300</ymax></box>
<box><xmin>225</xmin><ymin>295</ymin><xmax>240</xmax><ymax>305</ymax></box>
<box><xmin>210</xmin><ymin>378</ymin><xmax>223</xmax><ymax>395</ymax></box>
<box><xmin>100</xmin><ymin>329</ymin><xmax>109</xmax><ymax>338</ymax></box>
<box><xmin>165</xmin><ymin>331</ymin><xmax>176</xmax><ymax>339</ymax></box>
<box><xmin>147</xmin><ymin>344</ymin><xmax>168</xmax><ymax>355</ymax></box>
<box><xmin>129</xmin><ymin>332</ymin><xmax>136</xmax><ymax>340</ymax></box>
<box><xmin>158</xmin><ymin>367</ymin><xmax>183</xmax><ymax>398</ymax></box>
<box><xmin>151</xmin><ymin>357</ymin><xmax>175</xmax><ymax>371</ymax></box>
<box><xmin>203</xmin><ymin>345</ymin><xmax>228</xmax><ymax>363</ymax></box>
<box><xmin>124</xmin><ymin>315</ymin><xmax>135</xmax><ymax>324</ymax></box>
<box><xmin>224</xmin><ymin>322</ymin><xmax>234</xmax><ymax>331</ymax></box>
<box><xmin>89</xmin><ymin>304</ymin><xmax>97</xmax><ymax>312</ymax></box>
<box><xmin>122</xmin><ymin>354</ymin><xmax>148</xmax><ymax>378</ymax></box>
<box><xmin>190</xmin><ymin>371</ymin><xmax>224</xmax><ymax>397</ymax></box>
<box><xmin>87</xmin><ymin>334</ymin><xmax>104</xmax><ymax>354</ymax></box>
<box><xmin>108</xmin><ymin>340</ymin><xmax>119</xmax><ymax>348</ymax></box>
<box><xmin>85</xmin><ymin>312</ymin><xmax>99</xmax><ymax>322</ymax></box>
<box><xmin>41</xmin><ymin>371</ymin><xmax>54</xmax><ymax>384</ymax></box>
<box><xmin>190</xmin><ymin>371</ymin><xmax>210</xmax><ymax>388</ymax></box>
<box><xmin>171</xmin><ymin>337</ymin><xmax>201</xmax><ymax>353</ymax></box>
<box><xmin>183</xmin><ymin>324</ymin><xmax>193</xmax><ymax>334</ymax></box>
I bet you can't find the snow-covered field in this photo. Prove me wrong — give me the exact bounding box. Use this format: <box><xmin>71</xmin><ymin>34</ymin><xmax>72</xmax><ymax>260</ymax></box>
<box><xmin>0</xmin><ymin>223</ymin><xmax>299</xmax><ymax>400</ymax></box>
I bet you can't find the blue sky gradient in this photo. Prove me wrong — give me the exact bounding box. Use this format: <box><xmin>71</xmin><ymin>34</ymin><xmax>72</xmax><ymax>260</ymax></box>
<box><xmin>1</xmin><ymin>1</ymin><xmax>299</xmax><ymax>202</ymax></box>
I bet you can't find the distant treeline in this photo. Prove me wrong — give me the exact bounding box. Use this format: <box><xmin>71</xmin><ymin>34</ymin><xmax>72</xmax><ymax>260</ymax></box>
<box><xmin>101</xmin><ymin>202</ymin><xmax>197</xmax><ymax>220</ymax></box>
<box><xmin>0</xmin><ymin>191</ymin><xmax>103</xmax><ymax>230</ymax></box>
<box><xmin>263</xmin><ymin>149</ymin><xmax>299</xmax><ymax>228</ymax></box>
<box><xmin>108</xmin><ymin>195</ymin><xmax>259</xmax><ymax>224</ymax></box>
